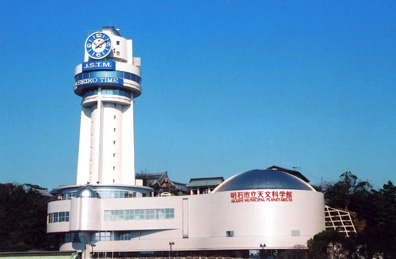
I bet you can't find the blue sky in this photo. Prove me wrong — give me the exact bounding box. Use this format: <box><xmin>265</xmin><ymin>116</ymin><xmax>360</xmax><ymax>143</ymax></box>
<box><xmin>1</xmin><ymin>0</ymin><xmax>395</xmax><ymax>190</ymax></box>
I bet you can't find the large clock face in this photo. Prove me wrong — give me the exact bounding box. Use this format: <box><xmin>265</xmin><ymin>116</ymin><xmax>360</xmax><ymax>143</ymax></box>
<box><xmin>85</xmin><ymin>32</ymin><xmax>112</xmax><ymax>59</ymax></box>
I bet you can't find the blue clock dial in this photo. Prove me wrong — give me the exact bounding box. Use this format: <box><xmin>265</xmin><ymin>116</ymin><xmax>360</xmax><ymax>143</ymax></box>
<box><xmin>85</xmin><ymin>32</ymin><xmax>112</xmax><ymax>59</ymax></box>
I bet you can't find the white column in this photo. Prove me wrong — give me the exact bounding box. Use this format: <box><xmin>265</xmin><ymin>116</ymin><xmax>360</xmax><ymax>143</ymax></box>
<box><xmin>121</xmin><ymin>100</ymin><xmax>135</xmax><ymax>184</ymax></box>
<box><xmin>76</xmin><ymin>107</ymin><xmax>92</xmax><ymax>185</ymax></box>
<box><xmin>92</xmin><ymin>93</ymin><xmax>103</xmax><ymax>184</ymax></box>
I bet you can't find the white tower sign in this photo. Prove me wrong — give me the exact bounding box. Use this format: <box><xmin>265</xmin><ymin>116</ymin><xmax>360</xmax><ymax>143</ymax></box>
<box><xmin>73</xmin><ymin>26</ymin><xmax>141</xmax><ymax>185</ymax></box>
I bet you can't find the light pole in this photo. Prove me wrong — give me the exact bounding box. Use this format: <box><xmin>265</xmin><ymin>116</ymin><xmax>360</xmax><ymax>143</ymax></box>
<box><xmin>260</xmin><ymin>243</ymin><xmax>266</xmax><ymax>259</ymax></box>
<box><xmin>89</xmin><ymin>244</ymin><xmax>96</xmax><ymax>259</ymax></box>
<box><xmin>169</xmin><ymin>242</ymin><xmax>175</xmax><ymax>259</ymax></box>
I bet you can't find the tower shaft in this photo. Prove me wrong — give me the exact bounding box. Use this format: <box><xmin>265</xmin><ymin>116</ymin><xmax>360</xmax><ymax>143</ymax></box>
<box><xmin>73</xmin><ymin>26</ymin><xmax>141</xmax><ymax>186</ymax></box>
<box><xmin>76</xmin><ymin>95</ymin><xmax>135</xmax><ymax>185</ymax></box>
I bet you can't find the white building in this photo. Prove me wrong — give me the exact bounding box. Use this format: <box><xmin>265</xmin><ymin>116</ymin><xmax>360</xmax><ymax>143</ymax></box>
<box><xmin>47</xmin><ymin>27</ymin><xmax>325</xmax><ymax>259</ymax></box>
<box><xmin>74</xmin><ymin>26</ymin><xmax>141</xmax><ymax>186</ymax></box>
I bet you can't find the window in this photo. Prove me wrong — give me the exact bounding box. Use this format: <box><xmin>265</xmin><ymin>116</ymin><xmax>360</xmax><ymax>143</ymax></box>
<box><xmin>104</xmin><ymin>210</ymin><xmax>112</xmax><ymax>221</ymax></box>
<box><xmin>104</xmin><ymin>208</ymin><xmax>174</xmax><ymax>221</ymax></box>
<box><xmin>135</xmin><ymin>210</ymin><xmax>144</xmax><ymax>220</ymax></box>
<box><xmin>97</xmin><ymin>191</ymin><xmax>131</xmax><ymax>199</ymax></box>
<box><xmin>291</xmin><ymin>230</ymin><xmax>300</xmax><ymax>236</ymax></box>
<box><xmin>118</xmin><ymin>232</ymin><xmax>132</xmax><ymax>241</ymax></box>
<box><xmin>114</xmin><ymin>210</ymin><xmax>124</xmax><ymax>220</ymax></box>
<box><xmin>97</xmin><ymin>71</ymin><xmax>106</xmax><ymax>77</ymax></box>
<box><xmin>95</xmin><ymin>232</ymin><xmax>111</xmax><ymax>241</ymax></box>
<box><xmin>165</xmin><ymin>208</ymin><xmax>174</xmax><ymax>219</ymax></box>
<box><xmin>226</xmin><ymin>231</ymin><xmax>234</xmax><ymax>237</ymax></box>
<box><xmin>53</xmin><ymin>213</ymin><xmax>59</xmax><ymax>223</ymax></box>
<box><xmin>157</xmin><ymin>209</ymin><xmax>165</xmax><ymax>219</ymax></box>
<box><xmin>48</xmin><ymin>211</ymin><xmax>69</xmax><ymax>223</ymax></box>
<box><xmin>145</xmin><ymin>209</ymin><xmax>155</xmax><ymax>220</ymax></box>
<box><xmin>125</xmin><ymin>210</ymin><xmax>134</xmax><ymax>220</ymax></box>
<box><xmin>63</xmin><ymin>191</ymin><xmax>77</xmax><ymax>200</ymax></box>
<box><xmin>59</xmin><ymin>212</ymin><xmax>65</xmax><ymax>222</ymax></box>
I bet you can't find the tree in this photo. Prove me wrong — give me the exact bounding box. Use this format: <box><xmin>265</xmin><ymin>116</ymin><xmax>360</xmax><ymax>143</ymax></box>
<box><xmin>324</xmin><ymin>171</ymin><xmax>371</xmax><ymax>211</ymax></box>
<box><xmin>0</xmin><ymin>183</ymin><xmax>53</xmax><ymax>251</ymax></box>
<box><xmin>307</xmin><ymin>230</ymin><xmax>359</xmax><ymax>259</ymax></box>
<box><xmin>361</xmin><ymin>181</ymin><xmax>396</xmax><ymax>258</ymax></box>
<box><xmin>316</xmin><ymin>177</ymin><xmax>396</xmax><ymax>259</ymax></box>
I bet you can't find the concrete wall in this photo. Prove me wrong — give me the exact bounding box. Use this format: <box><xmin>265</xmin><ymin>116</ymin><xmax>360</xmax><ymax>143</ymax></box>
<box><xmin>48</xmin><ymin>188</ymin><xmax>324</xmax><ymax>253</ymax></box>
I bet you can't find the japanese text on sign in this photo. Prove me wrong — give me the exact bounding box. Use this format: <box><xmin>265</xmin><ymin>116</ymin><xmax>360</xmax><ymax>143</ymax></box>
<box><xmin>230</xmin><ymin>191</ymin><xmax>293</xmax><ymax>203</ymax></box>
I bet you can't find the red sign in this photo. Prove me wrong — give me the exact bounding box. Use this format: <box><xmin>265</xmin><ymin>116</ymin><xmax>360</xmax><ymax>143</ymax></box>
<box><xmin>230</xmin><ymin>191</ymin><xmax>292</xmax><ymax>203</ymax></box>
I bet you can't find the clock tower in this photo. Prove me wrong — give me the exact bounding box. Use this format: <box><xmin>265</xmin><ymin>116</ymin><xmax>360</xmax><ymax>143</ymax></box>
<box><xmin>73</xmin><ymin>26</ymin><xmax>141</xmax><ymax>185</ymax></box>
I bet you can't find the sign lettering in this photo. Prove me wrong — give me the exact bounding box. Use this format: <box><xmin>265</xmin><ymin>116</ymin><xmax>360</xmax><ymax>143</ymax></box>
<box><xmin>82</xmin><ymin>61</ymin><xmax>116</xmax><ymax>71</ymax></box>
<box><xmin>74</xmin><ymin>77</ymin><xmax>123</xmax><ymax>88</ymax></box>
<box><xmin>230</xmin><ymin>191</ymin><xmax>293</xmax><ymax>203</ymax></box>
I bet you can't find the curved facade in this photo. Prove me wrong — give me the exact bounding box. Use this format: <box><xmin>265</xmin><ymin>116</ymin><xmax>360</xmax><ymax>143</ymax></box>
<box><xmin>47</xmin><ymin>26</ymin><xmax>325</xmax><ymax>258</ymax></box>
<box><xmin>48</xmin><ymin>169</ymin><xmax>325</xmax><ymax>257</ymax></box>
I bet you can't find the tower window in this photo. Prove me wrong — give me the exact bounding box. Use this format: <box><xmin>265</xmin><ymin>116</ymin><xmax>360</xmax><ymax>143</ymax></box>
<box><xmin>113</xmin><ymin>141</ymin><xmax>116</xmax><ymax>144</ymax></box>
<box><xmin>114</xmin><ymin>128</ymin><xmax>116</xmax><ymax>132</ymax></box>
<box><xmin>116</xmin><ymin>41</ymin><xmax>120</xmax><ymax>45</ymax></box>
<box><xmin>291</xmin><ymin>230</ymin><xmax>300</xmax><ymax>236</ymax></box>
<box><xmin>226</xmin><ymin>231</ymin><xmax>234</xmax><ymax>237</ymax></box>
<box><xmin>114</xmin><ymin>115</ymin><xmax>116</xmax><ymax>119</ymax></box>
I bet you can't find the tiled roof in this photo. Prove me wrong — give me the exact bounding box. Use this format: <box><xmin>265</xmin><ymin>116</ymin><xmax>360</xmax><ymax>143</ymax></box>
<box><xmin>187</xmin><ymin>177</ymin><xmax>224</xmax><ymax>187</ymax></box>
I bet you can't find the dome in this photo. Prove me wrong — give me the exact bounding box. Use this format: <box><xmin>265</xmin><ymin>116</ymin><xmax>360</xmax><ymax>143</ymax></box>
<box><xmin>76</xmin><ymin>186</ymin><xmax>98</xmax><ymax>198</ymax></box>
<box><xmin>213</xmin><ymin>169</ymin><xmax>315</xmax><ymax>192</ymax></box>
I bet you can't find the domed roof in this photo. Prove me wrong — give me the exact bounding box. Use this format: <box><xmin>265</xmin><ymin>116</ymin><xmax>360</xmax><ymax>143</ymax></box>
<box><xmin>76</xmin><ymin>186</ymin><xmax>98</xmax><ymax>198</ymax></box>
<box><xmin>213</xmin><ymin>169</ymin><xmax>315</xmax><ymax>192</ymax></box>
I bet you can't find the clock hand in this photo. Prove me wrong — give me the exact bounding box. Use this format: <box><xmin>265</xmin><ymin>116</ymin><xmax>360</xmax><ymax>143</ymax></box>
<box><xmin>95</xmin><ymin>39</ymin><xmax>108</xmax><ymax>49</ymax></box>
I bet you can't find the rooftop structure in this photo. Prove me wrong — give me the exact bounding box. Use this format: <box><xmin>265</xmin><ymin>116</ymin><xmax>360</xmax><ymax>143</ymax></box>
<box><xmin>135</xmin><ymin>172</ymin><xmax>189</xmax><ymax>195</ymax></box>
<box><xmin>187</xmin><ymin>177</ymin><xmax>224</xmax><ymax>194</ymax></box>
